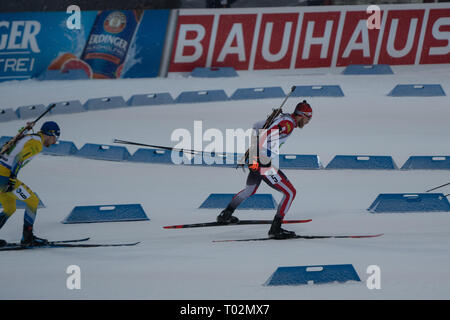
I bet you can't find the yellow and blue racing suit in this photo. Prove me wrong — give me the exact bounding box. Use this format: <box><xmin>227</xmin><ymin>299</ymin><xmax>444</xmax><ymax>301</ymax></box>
<box><xmin>0</xmin><ymin>134</ymin><xmax>43</xmax><ymax>229</ymax></box>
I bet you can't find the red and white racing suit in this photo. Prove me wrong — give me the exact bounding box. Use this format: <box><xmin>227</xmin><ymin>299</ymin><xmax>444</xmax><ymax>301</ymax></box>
<box><xmin>227</xmin><ymin>113</ymin><xmax>298</xmax><ymax>219</ymax></box>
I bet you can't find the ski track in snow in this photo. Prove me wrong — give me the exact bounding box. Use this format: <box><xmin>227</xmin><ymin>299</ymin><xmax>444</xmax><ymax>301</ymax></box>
<box><xmin>0</xmin><ymin>64</ymin><xmax>450</xmax><ymax>299</ymax></box>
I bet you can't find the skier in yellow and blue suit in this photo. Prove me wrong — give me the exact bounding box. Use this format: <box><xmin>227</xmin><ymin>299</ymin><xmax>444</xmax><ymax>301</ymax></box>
<box><xmin>0</xmin><ymin>121</ymin><xmax>60</xmax><ymax>246</ymax></box>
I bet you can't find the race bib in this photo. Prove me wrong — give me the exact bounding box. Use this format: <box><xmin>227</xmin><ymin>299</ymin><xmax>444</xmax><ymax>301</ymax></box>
<box><xmin>14</xmin><ymin>186</ymin><xmax>31</xmax><ymax>201</ymax></box>
<box><xmin>263</xmin><ymin>167</ymin><xmax>281</xmax><ymax>184</ymax></box>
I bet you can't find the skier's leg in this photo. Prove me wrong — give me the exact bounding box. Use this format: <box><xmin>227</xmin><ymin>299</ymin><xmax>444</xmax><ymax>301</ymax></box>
<box><xmin>10</xmin><ymin>181</ymin><xmax>45</xmax><ymax>245</ymax></box>
<box><xmin>229</xmin><ymin>170</ymin><xmax>263</xmax><ymax>210</ymax></box>
<box><xmin>261</xmin><ymin>168</ymin><xmax>297</xmax><ymax>238</ymax></box>
<box><xmin>0</xmin><ymin>192</ymin><xmax>16</xmax><ymax>230</ymax></box>
<box><xmin>217</xmin><ymin>170</ymin><xmax>263</xmax><ymax>223</ymax></box>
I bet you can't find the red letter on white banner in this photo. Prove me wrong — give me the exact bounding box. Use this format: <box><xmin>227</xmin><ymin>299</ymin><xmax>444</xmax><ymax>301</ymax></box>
<box><xmin>420</xmin><ymin>8</ymin><xmax>450</xmax><ymax>64</ymax></box>
<box><xmin>254</xmin><ymin>13</ymin><xmax>299</xmax><ymax>70</ymax></box>
<box><xmin>378</xmin><ymin>9</ymin><xmax>424</xmax><ymax>65</ymax></box>
<box><xmin>169</xmin><ymin>15</ymin><xmax>214</xmax><ymax>72</ymax></box>
<box><xmin>295</xmin><ymin>12</ymin><xmax>340</xmax><ymax>68</ymax></box>
<box><xmin>211</xmin><ymin>14</ymin><xmax>257</xmax><ymax>70</ymax></box>
<box><xmin>337</xmin><ymin>10</ymin><xmax>384</xmax><ymax>66</ymax></box>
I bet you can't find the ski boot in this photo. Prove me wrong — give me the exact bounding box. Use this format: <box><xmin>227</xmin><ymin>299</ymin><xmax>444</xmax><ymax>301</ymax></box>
<box><xmin>0</xmin><ymin>212</ymin><xmax>8</xmax><ymax>229</ymax></box>
<box><xmin>216</xmin><ymin>207</ymin><xmax>239</xmax><ymax>224</ymax></box>
<box><xmin>0</xmin><ymin>213</ymin><xmax>8</xmax><ymax>247</ymax></box>
<box><xmin>20</xmin><ymin>226</ymin><xmax>48</xmax><ymax>247</ymax></box>
<box><xmin>268</xmin><ymin>216</ymin><xmax>296</xmax><ymax>239</ymax></box>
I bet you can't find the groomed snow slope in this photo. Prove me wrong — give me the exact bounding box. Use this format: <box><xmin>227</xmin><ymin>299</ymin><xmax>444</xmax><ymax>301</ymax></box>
<box><xmin>0</xmin><ymin>65</ymin><xmax>449</xmax><ymax>299</ymax></box>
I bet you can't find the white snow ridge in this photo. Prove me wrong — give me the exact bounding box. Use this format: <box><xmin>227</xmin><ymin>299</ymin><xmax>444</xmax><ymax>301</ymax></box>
<box><xmin>1</xmin><ymin>64</ymin><xmax>450</xmax><ymax>300</ymax></box>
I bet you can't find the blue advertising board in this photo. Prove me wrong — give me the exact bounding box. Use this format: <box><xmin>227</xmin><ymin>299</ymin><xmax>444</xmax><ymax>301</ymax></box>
<box><xmin>0</xmin><ymin>11</ymin><xmax>97</xmax><ymax>81</ymax></box>
<box><xmin>0</xmin><ymin>9</ymin><xmax>169</xmax><ymax>82</ymax></box>
<box><xmin>123</xmin><ymin>10</ymin><xmax>170</xmax><ymax>79</ymax></box>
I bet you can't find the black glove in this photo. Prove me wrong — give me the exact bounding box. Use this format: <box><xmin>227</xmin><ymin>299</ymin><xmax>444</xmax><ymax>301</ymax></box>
<box><xmin>4</xmin><ymin>175</ymin><xmax>17</xmax><ymax>193</ymax></box>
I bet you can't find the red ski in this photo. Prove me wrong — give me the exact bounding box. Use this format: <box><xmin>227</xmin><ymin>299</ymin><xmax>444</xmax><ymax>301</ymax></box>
<box><xmin>163</xmin><ymin>219</ymin><xmax>312</xmax><ymax>229</ymax></box>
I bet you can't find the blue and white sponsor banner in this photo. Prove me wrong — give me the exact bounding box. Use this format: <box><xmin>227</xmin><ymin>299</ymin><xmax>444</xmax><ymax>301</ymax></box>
<box><xmin>0</xmin><ymin>11</ymin><xmax>96</xmax><ymax>81</ymax></box>
<box><xmin>0</xmin><ymin>10</ymin><xmax>169</xmax><ymax>82</ymax></box>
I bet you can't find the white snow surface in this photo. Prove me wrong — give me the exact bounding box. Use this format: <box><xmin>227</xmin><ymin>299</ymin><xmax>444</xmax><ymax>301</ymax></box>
<box><xmin>0</xmin><ymin>65</ymin><xmax>450</xmax><ymax>300</ymax></box>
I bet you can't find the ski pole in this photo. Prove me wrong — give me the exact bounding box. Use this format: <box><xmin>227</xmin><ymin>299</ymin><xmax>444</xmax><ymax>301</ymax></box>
<box><xmin>1</xmin><ymin>103</ymin><xmax>56</xmax><ymax>155</ymax></box>
<box><xmin>425</xmin><ymin>182</ymin><xmax>450</xmax><ymax>193</ymax></box>
<box><xmin>113</xmin><ymin>139</ymin><xmax>231</xmax><ymax>157</ymax></box>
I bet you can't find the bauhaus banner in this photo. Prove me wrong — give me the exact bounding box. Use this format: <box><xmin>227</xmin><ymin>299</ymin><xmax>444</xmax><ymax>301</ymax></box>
<box><xmin>169</xmin><ymin>4</ymin><xmax>450</xmax><ymax>72</ymax></box>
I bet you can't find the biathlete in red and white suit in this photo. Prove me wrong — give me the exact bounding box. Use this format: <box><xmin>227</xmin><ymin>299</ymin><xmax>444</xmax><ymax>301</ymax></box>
<box><xmin>216</xmin><ymin>101</ymin><xmax>313</xmax><ymax>239</ymax></box>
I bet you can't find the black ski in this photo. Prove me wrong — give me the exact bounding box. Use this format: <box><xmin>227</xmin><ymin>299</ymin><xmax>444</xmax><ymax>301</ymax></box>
<box><xmin>163</xmin><ymin>219</ymin><xmax>312</xmax><ymax>229</ymax></box>
<box><xmin>0</xmin><ymin>241</ymin><xmax>140</xmax><ymax>251</ymax></box>
<box><xmin>0</xmin><ymin>237</ymin><xmax>90</xmax><ymax>248</ymax></box>
<box><xmin>213</xmin><ymin>233</ymin><xmax>384</xmax><ymax>242</ymax></box>
<box><xmin>50</xmin><ymin>237</ymin><xmax>91</xmax><ymax>244</ymax></box>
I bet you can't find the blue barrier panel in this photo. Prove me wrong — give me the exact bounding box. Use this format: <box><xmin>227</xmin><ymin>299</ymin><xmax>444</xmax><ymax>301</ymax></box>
<box><xmin>174</xmin><ymin>153</ymin><xmax>237</xmax><ymax>167</ymax></box>
<box><xmin>265</xmin><ymin>264</ymin><xmax>361</xmax><ymax>286</ymax></box>
<box><xmin>342</xmin><ymin>64</ymin><xmax>393</xmax><ymax>75</ymax></box>
<box><xmin>190</xmin><ymin>67</ymin><xmax>238</xmax><ymax>78</ymax></box>
<box><xmin>292</xmin><ymin>85</ymin><xmax>344</xmax><ymax>97</ymax></box>
<box><xmin>130</xmin><ymin>148</ymin><xmax>174</xmax><ymax>164</ymax></box>
<box><xmin>49</xmin><ymin>100</ymin><xmax>86</xmax><ymax>115</ymax></box>
<box><xmin>3</xmin><ymin>136</ymin><xmax>77</xmax><ymax>157</ymax></box>
<box><xmin>181</xmin><ymin>152</ymin><xmax>238</xmax><ymax>167</ymax></box>
<box><xmin>175</xmin><ymin>90</ymin><xmax>229</xmax><ymax>103</ymax></box>
<box><xmin>62</xmin><ymin>204</ymin><xmax>149</xmax><ymax>224</ymax></box>
<box><xmin>0</xmin><ymin>108</ymin><xmax>18</xmax><ymax>122</ymax></box>
<box><xmin>183</xmin><ymin>153</ymin><xmax>205</xmax><ymax>166</ymax></box>
<box><xmin>279</xmin><ymin>154</ymin><xmax>322</xmax><ymax>169</ymax></box>
<box><xmin>0</xmin><ymin>136</ymin><xmax>13</xmax><ymax>152</ymax></box>
<box><xmin>84</xmin><ymin>96</ymin><xmax>127</xmax><ymax>110</ymax></box>
<box><xmin>0</xmin><ymin>136</ymin><xmax>13</xmax><ymax>146</ymax></box>
<box><xmin>15</xmin><ymin>104</ymin><xmax>47</xmax><ymax>120</ymax></box>
<box><xmin>130</xmin><ymin>150</ymin><xmax>323</xmax><ymax>169</ymax></box>
<box><xmin>326</xmin><ymin>155</ymin><xmax>397</xmax><ymax>170</ymax></box>
<box><xmin>199</xmin><ymin>193</ymin><xmax>277</xmax><ymax>210</ymax></box>
<box><xmin>368</xmin><ymin>193</ymin><xmax>450</xmax><ymax>213</ymax></box>
<box><xmin>388</xmin><ymin>84</ymin><xmax>445</xmax><ymax>97</ymax></box>
<box><xmin>128</xmin><ymin>93</ymin><xmax>174</xmax><ymax>106</ymax></box>
<box><xmin>76</xmin><ymin>143</ymin><xmax>130</xmax><ymax>161</ymax></box>
<box><xmin>42</xmin><ymin>140</ymin><xmax>78</xmax><ymax>156</ymax></box>
<box><xmin>200</xmin><ymin>152</ymin><xmax>238</xmax><ymax>167</ymax></box>
<box><xmin>130</xmin><ymin>149</ymin><xmax>237</xmax><ymax>166</ymax></box>
<box><xmin>230</xmin><ymin>87</ymin><xmax>285</xmax><ymax>100</ymax></box>
<box><xmin>401</xmin><ymin>156</ymin><xmax>450</xmax><ymax>170</ymax></box>
<box><xmin>38</xmin><ymin>69</ymin><xmax>90</xmax><ymax>81</ymax></box>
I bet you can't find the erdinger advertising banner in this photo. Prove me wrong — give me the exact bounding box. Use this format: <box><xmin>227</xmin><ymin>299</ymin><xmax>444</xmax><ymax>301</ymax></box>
<box><xmin>0</xmin><ymin>10</ymin><xmax>169</xmax><ymax>82</ymax></box>
<box><xmin>169</xmin><ymin>3</ymin><xmax>450</xmax><ymax>73</ymax></box>
<box><xmin>0</xmin><ymin>11</ymin><xmax>96</xmax><ymax>81</ymax></box>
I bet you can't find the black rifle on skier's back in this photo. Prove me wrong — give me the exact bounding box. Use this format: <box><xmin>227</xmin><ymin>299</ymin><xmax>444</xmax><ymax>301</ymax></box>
<box><xmin>0</xmin><ymin>104</ymin><xmax>56</xmax><ymax>156</ymax></box>
<box><xmin>237</xmin><ymin>86</ymin><xmax>297</xmax><ymax>168</ymax></box>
